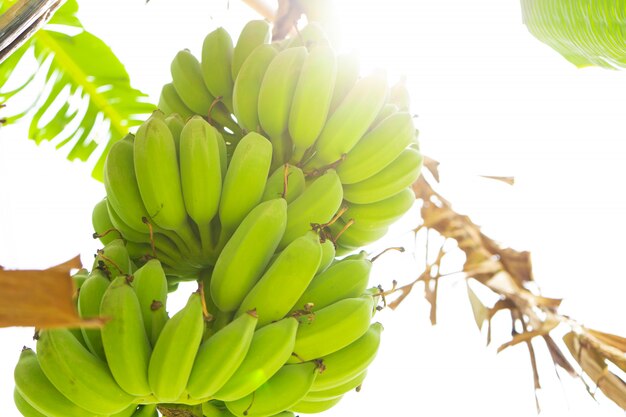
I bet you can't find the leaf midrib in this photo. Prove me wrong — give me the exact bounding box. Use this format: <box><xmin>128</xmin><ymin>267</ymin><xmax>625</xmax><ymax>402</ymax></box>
<box><xmin>34</xmin><ymin>29</ymin><xmax>127</xmax><ymax>138</ymax></box>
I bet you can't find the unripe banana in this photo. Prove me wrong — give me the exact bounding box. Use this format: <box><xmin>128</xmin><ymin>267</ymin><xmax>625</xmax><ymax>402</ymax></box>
<box><xmin>100</xmin><ymin>275</ymin><xmax>152</xmax><ymax>396</ymax></box>
<box><xmin>258</xmin><ymin>46</ymin><xmax>307</xmax><ymax>139</ymax></box>
<box><xmin>148</xmin><ymin>292</ymin><xmax>204</xmax><ymax>402</ymax></box>
<box><xmin>236</xmin><ymin>232</ymin><xmax>322</xmax><ymax>326</ymax></box>
<box><xmin>317</xmin><ymin>238</ymin><xmax>336</xmax><ymax>273</ymax></box>
<box><xmin>218</xmin><ymin>131</ymin><xmax>273</xmax><ymax>236</ymax></box>
<box><xmin>132</xmin><ymin>259</ymin><xmax>169</xmax><ymax>346</ymax></box>
<box><xmin>305</xmin><ymin>370</ymin><xmax>367</xmax><ymax>401</ymax></box>
<box><xmin>225</xmin><ymin>362</ymin><xmax>319</xmax><ymax>417</ymax></box>
<box><xmin>202</xmin><ymin>27</ymin><xmax>235</xmax><ymax>111</ymax></box>
<box><xmin>289</xmin><ymin>396</ymin><xmax>342</xmax><ymax>413</ymax></box>
<box><xmin>37</xmin><ymin>328</ymin><xmax>134</xmax><ymax>414</ymax></box>
<box><xmin>232</xmin><ymin>20</ymin><xmax>271</xmax><ymax>79</ymax></box>
<box><xmin>92</xmin><ymin>239</ymin><xmax>132</xmax><ymax>277</ymax></box>
<box><xmin>14</xmin><ymin>348</ymin><xmax>102</xmax><ymax>417</ymax></box>
<box><xmin>158</xmin><ymin>83</ymin><xmax>194</xmax><ymax>119</ymax></box>
<box><xmin>293</xmin><ymin>257</ymin><xmax>371</xmax><ymax>312</ymax></box>
<box><xmin>289</xmin><ymin>45</ymin><xmax>337</xmax><ymax>162</ymax></box>
<box><xmin>307</xmin><ymin>70</ymin><xmax>388</xmax><ymax>167</ymax></box>
<box><xmin>290</xmin><ymin>296</ymin><xmax>374</xmax><ymax>362</ymax></box>
<box><xmin>328</xmin><ymin>51</ymin><xmax>360</xmax><ymax>113</ymax></box>
<box><xmin>213</xmin><ymin>317</ymin><xmax>299</xmax><ymax>401</ymax></box>
<box><xmin>279</xmin><ymin>169</ymin><xmax>343</xmax><ymax>250</ymax></box>
<box><xmin>211</xmin><ymin>198</ymin><xmax>287</xmax><ymax>312</ymax></box>
<box><xmin>132</xmin><ymin>404</ymin><xmax>158</xmax><ymax>417</ymax></box>
<box><xmin>286</xmin><ymin>22</ymin><xmax>330</xmax><ymax>49</ymax></box>
<box><xmin>92</xmin><ymin>198</ymin><xmax>118</xmax><ymax>245</ymax></box>
<box><xmin>262</xmin><ymin>164</ymin><xmax>305</xmax><ymax>204</ymax></box>
<box><xmin>70</xmin><ymin>268</ymin><xmax>90</xmax><ymax>293</ymax></box>
<box><xmin>330</xmin><ymin>219</ymin><xmax>389</xmax><ymax>250</ymax></box>
<box><xmin>232</xmin><ymin>44</ymin><xmax>277</xmax><ymax>132</ymax></box>
<box><xmin>111</xmin><ymin>404</ymin><xmax>141</xmax><ymax>417</ymax></box>
<box><xmin>179</xmin><ymin>116</ymin><xmax>223</xmax><ymax>252</ymax></box>
<box><xmin>165</xmin><ymin>113</ymin><xmax>185</xmax><ymax>155</ymax></box>
<box><xmin>337</xmin><ymin>111</ymin><xmax>415</xmax><ymax>184</ymax></box>
<box><xmin>311</xmin><ymin>322</ymin><xmax>382</xmax><ymax>391</ymax></box>
<box><xmin>13</xmin><ymin>388</ymin><xmax>47</xmax><ymax>417</ymax></box>
<box><xmin>134</xmin><ymin>113</ymin><xmax>201</xmax><ymax>253</ymax></box>
<box><xmin>171</xmin><ymin>49</ymin><xmax>215</xmax><ymax>115</ymax></box>
<box><xmin>342</xmin><ymin>187</ymin><xmax>415</xmax><ymax>230</ymax></box>
<box><xmin>342</xmin><ymin>148</ymin><xmax>423</xmax><ymax>204</ymax></box>
<box><xmin>186</xmin><ymin>310</ymin><xmax>258</xmax><ymax>399</ymax></box>
<box><xmin>77</xmin><ymin>270</ymin><xmax>110</xmax><ymax>360</ymax></box>
<box><xmin>202</xmin><ymin>401</ymin><xmax>232</xmax><ymax>417</ymax></box>
<box><xmin>371</xmin><ymin>102</ymin><xmax>399</xmax><ymax>127</ymax></box>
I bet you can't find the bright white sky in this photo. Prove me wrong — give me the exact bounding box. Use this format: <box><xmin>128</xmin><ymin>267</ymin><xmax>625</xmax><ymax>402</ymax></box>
<box><xmin>1</xmin><ymin>0</ymin><xmax>626</xmax><ymax>416</ymax></box>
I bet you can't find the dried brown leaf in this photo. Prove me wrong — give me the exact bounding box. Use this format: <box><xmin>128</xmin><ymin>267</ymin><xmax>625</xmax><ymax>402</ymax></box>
<box><xmin>466</xmin><ymin>280</ymin><xmax>488</xmax><ymax>330</ymax></box>
<box><xmin>498</xmin><ymin>322</ymin><xmax>559</xmax><ymax>353</ymax></box>
<box><xmin>564</xmin><ymin>332</ymin><xmax>626</xmax><ymax>410</ymax></box>
<box><xmin>0</xmin><ymin>256</ymin><xmax>102</xmax><ymax>328</ymax></box>
<box><xmin>543</xmin><ymin>334</ymin><xmax>578</xmax><ymax>377</ymax></box>
<box><xmin>586</xmin><ymin>329</ymin><xmax>626</xmax><ymax>352</ymax></box>
<box><xmin>479</xmin><ymin>175</ymin><xmax>515</xmax><ymax>185</ymax></box>
<box><xmin>581</xmin><ymin>329</ymin><xmax>626</xmax><ymax>373</ymax></box>
<box><xmin>422</xmin><ymin>156</ymin><xmax>440</xmax><ymax>182</ymax></box>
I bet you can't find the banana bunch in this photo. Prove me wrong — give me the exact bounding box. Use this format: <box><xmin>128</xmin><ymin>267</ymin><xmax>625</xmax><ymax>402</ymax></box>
<box><xmin>14</xmin><ymin>237</ymin><xmax>383</xmax><ymax>417</ymax></box>
<box><xmin>153</xmin><ymin>21</ymin><xmax>423</xmax><ymax>256</ymax></box>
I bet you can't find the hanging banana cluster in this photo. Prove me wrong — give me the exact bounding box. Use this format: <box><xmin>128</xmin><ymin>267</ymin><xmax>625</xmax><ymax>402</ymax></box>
<box><xmin>14</xmin><ymin>238</ymin><xmax>383</xmax><ymax>417</ymax></box>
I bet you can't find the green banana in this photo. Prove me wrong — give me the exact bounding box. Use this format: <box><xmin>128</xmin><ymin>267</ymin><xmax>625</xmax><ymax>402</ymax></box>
<box><xmin>133</xmin><ymin>112</ymin><xmax>200</xmax><ymax>252</ymax></box>
<box><xmin>311</xmin><ymin>322</ymin><xmax>382</xmax><ymax>391</ymax></box>
<box><xmin>232</xmin><ymin>44</ymin><xmax>277</xmax><ymax>132</ymax></box>
<box><xmin>171</xmin><ymin>49</ymin><xmax>215</xmax><ymax>115</ymax></box>
<box><xmin>293</xmin><ymin>257</ymin><xmax>371</xmax><ymax>312</ymax></box>
<box><xmin>287</xmin><ymin>22</ymin><xmax>330</xmax><ymax>49</ymax></box>
<box><xmin>262</xmin><ymin>164</ymin><xmax>305</xmax><ymax>204</ymax></box>
<box><xmin>92</xmin><ymin>239</ymin><xmax>132</xmax><ymax>277</ymax></box>
<box><xmin>257</xmin><ymin>46</ymin><xmax>307</xmax><ymax>139</ymax></box>
<box><xmin>36</xmin><ymin>328</ymin><xmax>134</xmax><ymax>414</ymax></box>
<box><xmin>330</xmin><ymin>219</ymin><xmax>389</xmax><ymax>250</ymax></box>
<box><xmin>132</xmin><ymin>258</ymin><xmax>169</xmax><ymax>346</ymax></box>
<box><xmin>13</xmin><ymin>388</ymin><xmax>47</xmax><ymax>417</ymax></box>
<box><xmin>100</xmin><ymin>275</ymin><xmax>152</xmax><ymax>396</ymax></box>
<box><xmin>279</xmin><ymin>169</ymin><xmax>343</xmax><ymax>250</ymax></box>
<box><xmin>14</xmin><ymin>348</ymin><xmax>102</xmax><ymax>417</ymax></box>
<box><xmin>202</xmin><ymin>27</ymin><xmax>235</xmax><ymax>111</ymax></box>
<box><xmin>307</xmin><ymin>70</ymin><xmax>388</xmax><ymax>167</ymax></box>
<box><xmin>328</xmin><ymin>51</ymin><xmax>360</xmax><ymax>113</ymax></box>
<box><xmin>186</xmin><ymin>310</ymin><xmax>258</xmax><ymax>399</ymax></box>
<box><xmin>92</xmin><ymin>198</ymin><xmax>118</xmax><ymax>245</ymax></box>
<box><xmin>231</xmin><ymin>20</ymin><xmax>271</xmax><ymax>79</ymax></box>
<box><xmin>211</xmin><ymin>198</ymin><xmax>288</xmax><ymax>312</ymax></box>
<box><xmin>337</xmin><ymin>111</ymin><xmax>415</xmax><ymax>184</ymax></box>
<box><xmin>290</xmin><ymin>296</ymin><xmax>374</xmax><ymax>362</ymax></box>
<box><xmin>148</xmin><ymin>292</ymin><xmax>205</xmax><ymax>402</ymax></box>
<box><xmin>289</xmin><ymin>396</ymin><xmax>342</xmax><ymax>413</ymax></box>
<box><xmin>202</xmin><ymin>401</ymin><xmax>232</xmax><ymax>417</ymax></box>
<box><xmin>165</xmin><ymin>113</ymin><xmax>186</xmax><ymax>155</ymax></box>
<box><xmin>342</xmin><ymin>148</ymin><xmax>423</xmax><ymax>204</ymax></box>
<box><xmin>288</xmin><ymin>45</ymin><xmax>337</xmax><ymax>162</ymax></box>
<box><xmin>371</xmin><ymin>103</ymin><xmax>399</xmax><ymax>127</ymax></box>
<box><xmin>70</xmin><ymin>268</ymin><xmax>89</xmax><ymax>293</ymax></box>
<box><xmin>111</xmin><ymin>404</ymin><xmax>141</xmax><ymax>417</ymax></box>
<box><xmin>158</xmin><ymin>83</ymin><xmax>194</xmax><ymax>119</ymax></box>
<box><xmin>317</xmin><ymin>238</ymin><xmax>336</xmax><ymax>273</ymax></box>
<box><xmin>342</xmin><ymin>187</ymin><xmax>415</xmax><ymax>230</ymax></box>
<box><xmin>218</xmin><ymin>131</ymin><xmax>273</xmax><ymax>236</ymax></box>
<box><xmin>179</xmin><ymin>115</ymin><xmax>223</xmax><ymax>252</ymax></box>
<box><xmin>77</xmin><ymin>270</ymin><xmax>110</xmax><ymax>360</ymax></box>
<box><xmin>305</xmin><ymin>370</ymin><xmax>367</xmax><ymax>401</ymax></box>
<box><xmin>213</xmin><ymin>317</ymin><xmax>299</xmax><ymax>402</ymax></box>
<box><xmin>225</xmin><ymin>362</ymin><xmax>319</xmax><ymax>417</ymax></box>
<box><xmin>236</xmin><ymin>232</ymin><xmax>322</xmax><ymax>326</ymax></box>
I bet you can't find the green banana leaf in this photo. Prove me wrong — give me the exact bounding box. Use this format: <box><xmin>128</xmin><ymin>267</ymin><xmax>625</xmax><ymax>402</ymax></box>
<box><xmin>0</xmin><ymin>0</ymin><xmax>155</xmax><ymax>180</ymax></box>
<box><xmin>521</xmin><ymin>0</ymin><xmax>626</xmax><ymax>69</ymax></box>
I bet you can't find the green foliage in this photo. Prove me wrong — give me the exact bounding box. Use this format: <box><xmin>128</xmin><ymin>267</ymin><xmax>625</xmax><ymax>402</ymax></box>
<box><xmin>522</xmin><ymin>0</ymin><xmax>626</xmax><ymax>69</ymax></box>
<box><xmin>0</xmin><ymin>0</ymin><xmax>155</xmax><ymax>180</ymax></box>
